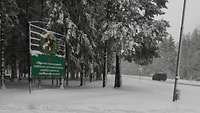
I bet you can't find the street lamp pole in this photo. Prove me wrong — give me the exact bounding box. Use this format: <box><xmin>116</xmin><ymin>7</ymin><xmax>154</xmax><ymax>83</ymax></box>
<box><xmin>173</xmin><ymin>0</ymin><xmax>187</xmax><ymax>102</ymax></box>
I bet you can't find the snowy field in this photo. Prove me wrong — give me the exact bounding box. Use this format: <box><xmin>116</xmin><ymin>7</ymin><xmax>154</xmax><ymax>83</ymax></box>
<box><xmin>0</xmin><ymin>75</ymin><xmax>200</xmax><ymax>113</ymax></box>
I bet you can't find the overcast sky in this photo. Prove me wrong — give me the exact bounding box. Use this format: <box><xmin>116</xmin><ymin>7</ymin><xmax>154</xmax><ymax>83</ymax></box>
<box><xmin>161</xmin><ymin>0</ymin><xmax>200</xmax><ymax>42</ymax></box>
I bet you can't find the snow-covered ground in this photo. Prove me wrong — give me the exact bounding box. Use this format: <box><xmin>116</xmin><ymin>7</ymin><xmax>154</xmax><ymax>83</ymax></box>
<box><xmin>0</xmin><ymin>75</ymin><xmax>200</xmax><ymax>113</ymax></box>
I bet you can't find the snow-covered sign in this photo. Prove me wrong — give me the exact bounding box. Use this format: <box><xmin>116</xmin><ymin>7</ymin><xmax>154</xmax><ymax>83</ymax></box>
<box><xmin>29</xmin><ymin>21</ymin><xmax>65</xmax><ymax>79</ymax></box>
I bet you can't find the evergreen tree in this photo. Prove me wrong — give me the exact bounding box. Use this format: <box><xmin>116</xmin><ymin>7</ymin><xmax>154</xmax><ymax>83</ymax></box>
<box><xmin>0</xmin><ymin>0</ymin><xmax>18</xmax><ymax>87</ymax></box>
<box><xmin>143</xmin><ymin>36</ymin><xmax>177</xmax><ymax>78</ymax></box>
<box><xmin>181</xmin><ymin>29</ymin><xmax>200</xmax><ymax>80</ymax></box>
<box><xmin>180</xmin><ymin>34</ymin><xmax>192</xmax><ymax>79</ymax></box>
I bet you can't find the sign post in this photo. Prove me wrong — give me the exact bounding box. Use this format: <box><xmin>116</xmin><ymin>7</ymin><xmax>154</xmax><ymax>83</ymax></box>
<box><xmin>29</xmin><ymin>21</ymin><xmax>66</xmax><ymax>90</ymax></box>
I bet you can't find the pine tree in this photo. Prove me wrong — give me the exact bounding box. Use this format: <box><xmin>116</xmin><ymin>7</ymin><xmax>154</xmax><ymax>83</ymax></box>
<box><xmin>180</xmin><ymin>34</ymin><xmax>192</xmax><ymax>79</ymax></box>
<box><xmin>143</xmin><ymin>36</ymin><xmax>177</xmax><ymax>78</ymax></box>
<box><xmin>179</xmin><ymin>28</ymin><xmax>200</xmax><ymax>80</ymax></box>
<box><xmin>187</xmin><ymin>29</ymin><xmax>200</xmax><ymax>79</ymax></box>
<box><xmin>0</xmin><ymin>0</ymin><xmax>19</xmax><ymax>86</ymax></box>
<box><xmin>159</xmin><ymin>36</ymin><xmax>177</xmax><ymax>78</ymax></box>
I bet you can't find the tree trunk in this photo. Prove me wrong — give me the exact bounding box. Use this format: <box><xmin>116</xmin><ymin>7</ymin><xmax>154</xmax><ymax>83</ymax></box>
<box><xmin>75</xmin><ymin>71</ymin><xmax>79</xmax><ymax>79</ymax></box>
<box><xmin>11</xmin><ymin>61</ymin><xmax>17</xmax><ymax>82</ymax></box>
<box><xmin>90</xmin><ymin>73</ymin><xmax>92</xmax><ymax>82</ymax></box>
<box><xmin>80</xmin><ymin>65</ymin><xmax>83</xmax><ymax>86</ymax></box>
<box><xmin>52</xmin><ymin>79</ymin><xmax>54</xmax><ymax>86</ymax></box>
<box><xmin>96</xmin><ymin>70</ymin><xmax>101</xmax><ymax>80</ymax></box>
<box><xmin>114</xmin><ymin>53</ymin><xmax>121</xmax><ymax>88</ymax></box>
<box><xmin>71</xmin><ymin>70</ymin><xmax>75</xmax><ymax>80</ymax></box>
<box><xmin>103</xmin><ymin>42</ymin><xmax>107</xmax><ymax>87</ymax></box>
<box><xmin>66</xmin><ymin>70</ymin><xmax>69</xmax><ymax>86</ymax></box>
<box><xmin>0</xmin><ymin>28</ymin><xmax>6</xmax><ymax>89</ymax></box>
<box><xmin>65</xmin><ymin>46</ymin><xmax>70</xmax><ymax>86</ymax></box>
<box><xmin>95</xmin><ymin>65</ymin><xmax>101</xmax><ymax>80</ymax></box>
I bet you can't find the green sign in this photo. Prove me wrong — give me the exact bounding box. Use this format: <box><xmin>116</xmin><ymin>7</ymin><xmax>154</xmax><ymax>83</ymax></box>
<box><xmin>31</xmin><ymin>55</ymin><xmax>65</xmax><ymax>79</ymax></box>
<box><xmin>29</xmin><ymin>23</ymin><xmax>65</xmax><ymax>79</ymax></box>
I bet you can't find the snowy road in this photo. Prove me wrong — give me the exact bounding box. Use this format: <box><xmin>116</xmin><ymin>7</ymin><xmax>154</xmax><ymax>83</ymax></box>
<box><xmin>0</xmin><ymin>75</ymin><xmax>200</xmax><ymax>113</ymax></box>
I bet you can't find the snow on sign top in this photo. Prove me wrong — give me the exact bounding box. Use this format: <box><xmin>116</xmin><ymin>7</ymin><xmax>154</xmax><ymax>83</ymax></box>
<box><xmin>29</xmin><ymin>22</ymin><xmax>65</xmax><ymax>57</ymax></box>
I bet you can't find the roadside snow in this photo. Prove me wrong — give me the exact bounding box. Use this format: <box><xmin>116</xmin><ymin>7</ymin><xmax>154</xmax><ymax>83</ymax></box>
<box><xmin>0</xmin><ymin>75</ymin><xmax>200</xmax><ymax>113</ymax></box>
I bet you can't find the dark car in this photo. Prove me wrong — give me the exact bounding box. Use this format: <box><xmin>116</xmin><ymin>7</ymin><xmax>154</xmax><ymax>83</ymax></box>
<box><xmin>152</xmin><ymin>72</ymin><xmax>167</xmax><ymax>81</ymax></box>
<box><xmin>196</xmin><ymin>77</ymin><xmax>200</xmax><ymax>81</ymax></box>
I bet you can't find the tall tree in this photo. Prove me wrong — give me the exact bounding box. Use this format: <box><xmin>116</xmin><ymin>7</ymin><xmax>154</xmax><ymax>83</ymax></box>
<box><xmin>143</xmin><ymin>36</ymin><xmax>177</xmax><ymax>78</ymax></box>
<box><xmin>180</xmin><ymin>34</ymin><xmax>192</xmax><ymax>79</ymax></box>
<box><xmin>180</xmin><ymin>29</ymin><xmax>200</xmax><ymax>80</ymax></box>
<box><xmin>112</xmin><ymin>0</ymin><xmax>169</xmax><ymax>87</ymax></box>
<box><xmin>0</xmin><ymin>0</ymin><xmax>19</xmax><ymax>85</ymax></box>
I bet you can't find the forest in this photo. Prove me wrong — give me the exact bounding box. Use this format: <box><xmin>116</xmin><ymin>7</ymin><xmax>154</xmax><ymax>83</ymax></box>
<box><xmin>121</xmin><ymin>27</ymin><xmax>200</xmax><ymax>81</ymax></box>
<box><xmin>1</xmin><ymin>0</ymin><xmax>170</xmax><ymax>87</ymax></box>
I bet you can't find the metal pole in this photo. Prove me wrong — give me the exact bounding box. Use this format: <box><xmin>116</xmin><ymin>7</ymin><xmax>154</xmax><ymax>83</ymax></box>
<box><xmin>173</xmin><ymin>0</ymin><xmax>187</xmax><ymax>102</ymax></box>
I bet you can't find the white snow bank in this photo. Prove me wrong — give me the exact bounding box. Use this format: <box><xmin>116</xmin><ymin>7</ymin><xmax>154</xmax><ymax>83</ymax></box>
<box><xmin>0</xmin><ymin>75</ymin><xmax>200</xmax><ymax>113</ymax></box>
